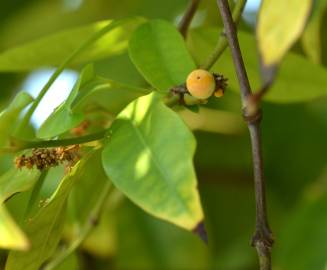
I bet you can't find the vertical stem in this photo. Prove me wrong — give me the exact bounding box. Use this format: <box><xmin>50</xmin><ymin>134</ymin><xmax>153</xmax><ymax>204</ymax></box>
<box><xmin>178</xmin><ymin>0</ymin><xmax>201</xmax><ymax>38</ymax></box>
<box><xmin>216</xmin><ymin>0</ymin><xmax>273</xmax><ymax>269</ymax></box>
<box><xmin>202</xmin><ymin>0</ymin><xmax>247</xmax><ymax>70</ymax></box>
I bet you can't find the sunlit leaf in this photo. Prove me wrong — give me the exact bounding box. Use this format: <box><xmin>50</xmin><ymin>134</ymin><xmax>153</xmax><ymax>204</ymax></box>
<box><xmin>0</xmin><ymin>92</ymin><xmax>34</xmax><ymax>147</ymax></box>
<box><xmin>5</xmin><ymin>154</ymin><xmax>91</xmax><ymax>270</ymax></box>
<box><xmin>0</xmin><ymin>205</ymin><xmax>29</xmax><ymax>251</ymax></box>
<box><xmin>257</xmin><ymin>0</ymin><xmax>313</xmax><ymax>65</ymax></box>
<box><xmin>102</xmin><ymin>93</ymin><xmax>203</xmax><ymax>230</ymax></box>
<box><xmin>0</xmin><ymin>17</ymin><xmax>145</xmax><ymax>72</ymax></box>
<box><xmin>128</xmin><ymin>20</ymin><xmax>196</xmax><ymax>92</ymax></box>
<box><xmin>188</xmin><ymin>27</ymin><xmax>327</xmax><ymax>103</ymax></box>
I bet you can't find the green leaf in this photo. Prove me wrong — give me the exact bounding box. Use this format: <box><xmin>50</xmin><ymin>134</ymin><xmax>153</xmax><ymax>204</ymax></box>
<box><xmin>128</xmin><ymin>20</ymin><xmax>196</xmax><ymax>92</ymax></box>
<box><xmin>102</xmin><ymin>93</ymin><xmax>203</xmax><ymax>230</ymax></box>
<box><xmin>5</xmin><ymin>155</ymin><xmax>91</xmax><ymax>270</ymax></box>
<box><xmin>36</xmin><ymin>65</ymin><xmax>95</xmax><ymax>139</ymax></box>
<box><xmin>257</xmin><ymin>0</ymin><xmax>313</xmax><ymax>65</ymax></box>
<box><xmin>0</xmin><ymin>205</ymin><xmax>29</xmax><ymax>251</ymax></box>
<box><xmin>72</xmin><ymin>76</ymin><xmax>150</xmax><ymax>115</ymax></box>
<box><xmin>188</xmin><ymin>27</ymin><xmax>327</xmax><ymax>103</ymax></box>
<box><xmin>0</xmin><ymin>167</ymin><xmax>40</xmax><ymax>203</ymax></box>
<box><xmin>0</xmin><ymin>92</ymin><xmax>34</xmax><ymax>147</ymax></box>
<box><xmin>302</xmin><ymin>0</ymin><xmax>327</xmax><ymax>64</ymax></box>
<box><xmin>0</xmin><ymin>17</ymin><xmax>145</xmax><ymax>72</ymax></box>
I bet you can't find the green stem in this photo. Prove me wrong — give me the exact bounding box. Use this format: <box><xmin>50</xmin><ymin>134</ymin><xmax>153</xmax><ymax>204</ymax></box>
<box><xmin>24</xmin><ymin>171</ymin><xmax>48</xmax><ymax>218</ymax></box>
<box><xmin>202</xmin><ymin>0</ymin><xmax>247</xmax><ymax>70</ymax></box>
<box><xmin>12</xmin><ymin>130</ymin><xmax>106</xmax><ymax>151</ymax></box>
<box><xmin>43</xmin><ymin>181</ymin><xmax>112</xmax><ymax>270</ymax></box>
<box><xmin>15</xmin><ymin>20</ymin><xmax>125</xmax><ymax>135</ymax></box>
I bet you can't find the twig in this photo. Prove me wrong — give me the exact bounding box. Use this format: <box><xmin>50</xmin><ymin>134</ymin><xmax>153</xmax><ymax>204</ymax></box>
<box><xmin>24</xmin><ymin>171</ymin><xmax>48</xmax><ymax>218</ymax></box>
<box><xmin>202</xmin><ymin>0</ymin><xmax>247</xmax><ymax>70</ymax></box>
<box><xmin>216</xmin><ymin>1</ymin><xmax>273</xmax><ymax>270</ymax></box>
<box><xmin>9</xmin><ymin>130</ymin><xmax>107</xmax><ymax>152</ymax></box>
<box><xmin>178</xmin><ymin>0</ymin><xmax>201</xmax><ymax>38</ymax></box>
<box><xmin>43</xmin><ymin>181</ymin><xmax>112</xmax><ymax>270</ymax></box>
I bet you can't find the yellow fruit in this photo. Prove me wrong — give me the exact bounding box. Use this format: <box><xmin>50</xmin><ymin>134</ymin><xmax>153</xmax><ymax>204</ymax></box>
<box><xmin>214</xmin><ymin>88</ymin><xmax>224</xmax><ymax>98</ymax></box>
<box><xmin>186</xmin><ymin>69</ymin><xmax>216</xmax><ymax>99</ymax></box>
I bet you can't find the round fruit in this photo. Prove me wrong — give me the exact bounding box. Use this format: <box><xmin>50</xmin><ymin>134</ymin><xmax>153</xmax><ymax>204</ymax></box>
<box><xmin>186</xmin><ymin>69</ymin><xmax>216</xmax><ymax>99</ymax></box>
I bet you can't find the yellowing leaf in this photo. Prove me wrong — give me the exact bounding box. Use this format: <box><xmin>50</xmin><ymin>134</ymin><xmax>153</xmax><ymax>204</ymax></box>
<box><xmin>257</xmin><ymin>0</ymin><xmax>313</xmax><ymax>65</ymax></box>
<box><xmin>0</xmin><ymin>205</ymin><xmax>29</xmax><ymax>251</ymax></box>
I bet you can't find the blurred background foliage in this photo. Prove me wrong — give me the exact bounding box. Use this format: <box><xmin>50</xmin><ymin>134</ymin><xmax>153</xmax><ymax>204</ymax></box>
<box><xmin>0</xmin><ymin>0</ymin><xmax>327</xmax><ymax>269</ymax></box>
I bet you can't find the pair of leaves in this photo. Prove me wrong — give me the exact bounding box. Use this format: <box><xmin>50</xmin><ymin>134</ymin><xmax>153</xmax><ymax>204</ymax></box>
<box><xmin>101</xmin><ymin>20</ymin><xmax>204</xmax><ymax>231</ymax></box>
<box><xmin>257</xmin><ymin>0</ymin><xmax>313</xmax><ymax>66</ymax></box>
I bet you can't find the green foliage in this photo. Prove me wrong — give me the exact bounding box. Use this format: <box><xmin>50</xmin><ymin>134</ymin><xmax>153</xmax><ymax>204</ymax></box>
<box><xmin>129</xmin><ymin>20</ymin><xmax>196</xmax><ymax>92</ymax></box>
<box><xmin>0</xmin><ymin>17</ymin><xmax>145</xmax><ymax>72</ymax></box>
<box><xmin>257</xmin><ymin>0</ymin><xmax>313</xmax><ymax>65</ymax></box>
<box><xmin>5</xmin><ymin>154</ymin><xmax>92</xmax><ymax>270</ymax></box>
<box><xmin>0</xmin><ymin>0</ymin><xmax>327</xmax><ymax>269</ymax></box>
<box><xmin>0</xmin><ymin>92</ymin><xmax>33</xmax><ymax>146</ymax></box>
<box><xmin>102</xmin><ymin>93</ymin><xmax>203</xmax><ymax>230</ymax></box>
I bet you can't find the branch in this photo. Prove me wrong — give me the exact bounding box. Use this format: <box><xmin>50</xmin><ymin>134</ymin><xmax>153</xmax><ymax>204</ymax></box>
<box><xmin>216</xmin><ymin>1</ymin><xmax>273</xmax><ymax>270</ymax></box>
<box><xmin>178</xmin><ymin>0</ymin><xmax>201</xmax><ymax>38</ymax></box>
<box><xmin>9</xmin><ymin>130</ymin><xmax>107</xmax><ymax>152</ymax></box>
<box><xmin>43</xmin><ymin>181</ymin><xmax>112</xmax><ymax>270</ymax></box>
<box><xmin>202</xmin><ymin>0</ymin><xmax>247</xmax><ymax>70</ymax></box>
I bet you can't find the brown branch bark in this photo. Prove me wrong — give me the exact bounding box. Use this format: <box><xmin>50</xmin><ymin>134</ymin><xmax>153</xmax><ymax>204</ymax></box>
<box><xmin>216</xmin><ymin>0</ymin><xmax>274</xmax><ymax>269</ymax></box>
<box><xmin>178</xmin><ymin>0</ymin><xmax>201</xmax><ymax>38</ymax></box>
